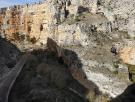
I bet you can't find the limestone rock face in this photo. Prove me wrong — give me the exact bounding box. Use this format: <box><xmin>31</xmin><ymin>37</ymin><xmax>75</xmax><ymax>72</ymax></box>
<box><xmin>65</xmin><ymin>44</ymin><xmax>130</xmax><ymax>98</ymax></box>
<box><xmin>0</xmin><ymin>0</ymin><xmax>92</xmax><ymax>46</ymax></box>
<box><xmin>0</xmin><ymin>0</ymin><xmax>112</xmax><ymax>46</ymax></box>
<box><xmin>113</xmin><ymin>40</ymin><xmax>135</xmax><ymax>65</ymax></box>
<box><xmin>0</xmin><ymin>0</ymin><xmax>135</xmax><ymax>100</ymax></box>
<box><xmin>120</xmin><ymin>47</ymin><xmax>135</xmax><ymax>65</ymax></box>
<box><xmin>98</xmin><ymin>0</ymin><xmax>135</xmax><ymax>37</ymax></box>
<box><xmin>1</xmin><ymin>0</ymin><xmax>135</xmax><ymax>44</ymax></box>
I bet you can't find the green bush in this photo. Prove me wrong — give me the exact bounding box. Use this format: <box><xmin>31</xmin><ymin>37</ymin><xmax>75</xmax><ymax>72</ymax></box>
<box><xmin>113</xmin><ymin>70</ymin><xmax>118</xmax><ymax>75</ymax></box>
<box><xmin>74</xmin><ymin>16</ymin><xmax>81</xmax><ymax>22</ymax></box>
<box><xmin>127</xmin><ymin>64</ymin><xmax>135</xmax><ymax>82</ymax></box>
<box><xmin>113</xmin><ymin>61</ymin><xmax>119</xmax><ymax>69</ymax></box>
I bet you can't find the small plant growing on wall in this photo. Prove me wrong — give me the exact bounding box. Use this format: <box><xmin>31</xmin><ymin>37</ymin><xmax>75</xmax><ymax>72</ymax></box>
<box><xmin>28</xmin><ymin>25</ymin><xmax>31</xmax><ymax>34</ymax></box>
<box><xmin>12</xmin><ymin>32</ymin><xmax>25</xmax><ymax>41</ymax></box>
<box><xmin>30</xmin><ymin>37</ymin><xmax>37</xmax><ymax>44</ymax></box>
<box><xmin>40</xmin><ymin>24</ymin><xmax>43</xmax><ymax>31</ymax></box>
<box><xmin>26</xmin><ymin>35</ymin><xmax>37</xmax><ymax>44</ymax></box>
<box><xmin>26</xmin><ymin>35</ymin><xmax>30</xmax><ymax>42</ymax></box>
<box><xmin>113</xmin><ymin>61</ymin><xmax>119</xmax><ymax>69</ymax></box>
<box><xmin>127</xmin><ymin>64</ymin><xmax>135</xmax><ymax>82</ymax></box>
<box><xmin>74</xmin><ymin>16</ymin><xmax>81</xmax><ymax>22</ymax></box>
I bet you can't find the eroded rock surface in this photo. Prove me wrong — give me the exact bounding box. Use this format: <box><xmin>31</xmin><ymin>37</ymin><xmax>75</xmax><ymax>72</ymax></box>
<box><xmin>0</xmin><ymin>0</ymin><xmax>135</xmax><ymax>101</ymax></box>
<box><xmin>6</xmin><ymin>38</ymin><xmax>103</xmax><ymax>102</ymax></box>
<box><xmin>0</xmin><ymin>37</ymin><xmax>20</xmax><ymax>77</ymax></box>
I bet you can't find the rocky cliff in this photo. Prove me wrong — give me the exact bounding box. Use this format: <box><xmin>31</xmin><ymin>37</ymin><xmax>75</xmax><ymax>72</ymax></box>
<box><xmin>0</xmin><ymin>0</ymin><xmax>135</xmax><ymax>101</ymax></box>
<box><xmin>0</xmin><ymin>0</ymin><xmax>120</xmax><ymax>45</ymax></box>
<box><xmin>1</xmin><ymin>0</ymin><xmax>135</xmax><ymax>43</ymax></box>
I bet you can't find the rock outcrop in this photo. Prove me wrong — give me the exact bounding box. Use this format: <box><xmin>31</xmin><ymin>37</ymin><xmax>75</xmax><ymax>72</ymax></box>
<box><xmin>8</xmin><ymin>38</ymin><xmax>103</xmax><ymax>102</ymax></box>
<box><xmin>0</xmin><ymin>0</ymin><xmax>135</xmax><ymax>42</ymax></box>
<box><xmin>120</xmin><ymin>47</ymin><xmax>135</xmax><ymax>65</ymax></box>
<box><xmin>0</xmin><ymin>0</ymin><xmax>135</xmax><ymax>100</ymax></box>
<box><xmin>0</xmin><ymin>0</ymin><xmax>118</xmax><ymax>46</ymax></box>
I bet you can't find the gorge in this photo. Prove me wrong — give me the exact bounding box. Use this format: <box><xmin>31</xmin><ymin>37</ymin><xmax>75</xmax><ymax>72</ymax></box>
<box><xmin>0</xmin><ymin>0</ymin><xmax>135</xmax><ymax>102</ymax></box>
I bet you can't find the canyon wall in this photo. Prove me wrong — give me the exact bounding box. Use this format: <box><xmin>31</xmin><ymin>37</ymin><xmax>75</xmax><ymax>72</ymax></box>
<box><xmin>0</xmin><ymin>0</ymin><xmax>135</xmax><ymax>99</ymax></box>
<box><xmin>0</xmin><ymin>0</ymin><xmax>89</xmax><ymax>46</ymax></box>
<box><xmin>0</xmin><ymin>0</ymin><xmax>128</xmax><ymax>46</ymax></box>
<box><xmin>1</xmin><ymin>0</ymin><xmax>135</xmax><ymax>44</ymax></box>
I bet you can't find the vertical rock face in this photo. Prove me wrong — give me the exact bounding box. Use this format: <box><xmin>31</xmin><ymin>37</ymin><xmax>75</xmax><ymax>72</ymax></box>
<box><xmin>0</xmin><ymin>6</ymin><xmax>21</xmax><ymax>39</ymax></box>
<box><xmin>0</xmin><ymin>0</ymin><xmax>135</xmax><ymax>99</ymax></box>
<box><xmin>98</xmin><ymin>0</ymin><xmax>135</xmax><ymax>37</ymax></box>
<box><xmin>0</xmin><ymin>1</ymin><xmax>74</xmax><ymax>45</ymax></box>
<box><xmin>0</xmin><ymin>0</ymin><xmax>112</xmax><ymax>46</ymax></box>
<box><xmin>0</xmin><ymin>0</ymin><xmax>135</xmax><ymax>44</ymax></box>
<box><xmin>120</xmin><ymin>47</ymin><xmax>135</xmax><ymax>65</ymax></box>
